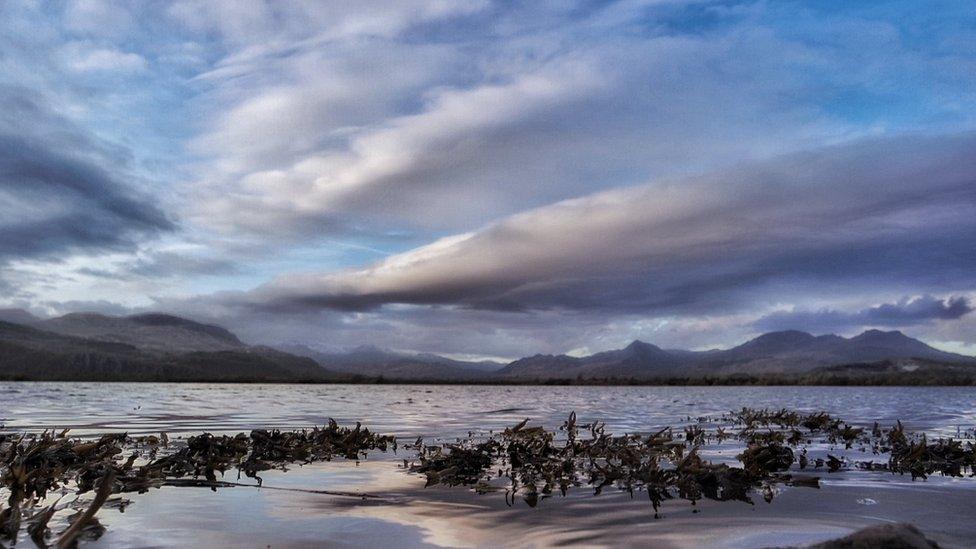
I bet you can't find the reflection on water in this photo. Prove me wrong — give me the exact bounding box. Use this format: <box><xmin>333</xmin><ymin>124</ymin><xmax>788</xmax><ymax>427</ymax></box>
<box><xmin>2</xmin><ymin>383</ymin><xmax>975</xmax><ymax>548</ymax></box>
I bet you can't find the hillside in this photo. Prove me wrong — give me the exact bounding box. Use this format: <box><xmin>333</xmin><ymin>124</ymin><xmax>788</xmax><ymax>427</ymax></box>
<box><xmin>0</xmin><ymin>308</ymin><xmax>39</xmax><ymax>325</ymax></box>
<box><xmin>283</xmin><ymin>344</ymin><xmax>504</xmax><ymax>380</ymax></box>
<box><xmin>0</xmin><ymin>320</ymin><xmax>333</xmax><ymax>382</ymax></box>
<box><xmin>36</xmin><ymin>312</ymin><xmax>245</xmax><ymax>353</ymax></box>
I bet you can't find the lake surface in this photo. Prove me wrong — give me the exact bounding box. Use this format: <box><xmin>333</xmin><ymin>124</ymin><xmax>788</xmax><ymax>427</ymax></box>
<box><xmin>2</xmin><ymin>383</ymin><xmax>975</xmax><ymax>547</ymax></box>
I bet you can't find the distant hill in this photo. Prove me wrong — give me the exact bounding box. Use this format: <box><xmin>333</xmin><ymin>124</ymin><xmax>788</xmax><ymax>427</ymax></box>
<box><xmin>496</xmin><ymin>340</ymin><xmax>682</xmax><ymax>379</ymax></box>
<box><xmin>497</xmin><ymin>330</ymin><xmax>976</xmax><ymax>380</ymax></box>
<box><xmin>282</xmin><ymin>344</ymin><xmax>504</xmax><ymax>380</ymax></box>
<box><xmin>0</xmin><ymin>319</ymin><xmax>333</xmax><ymax>382</ymax></box>
<box><xmin>36</xmin><ymin>312</ymin><xmax>244</xmax><ymax>353</ymax></box>
<box><xmin>0</xmin><ymin>308</ymin><xmax>38</xmax><ymax>325</ymax></box>
<box><xmin>815</xmin><ymin>357</ymin><xmax>976</xmax><ymax>377</ymax></box>
<box><xmin>692</xmin><ymin>329</ymin><xmax>971</xmax><ymax>375</ymax></box>
<box><xmin>1</xmin><ymin>312</ymin><xmax>973</xmax><ymax>384</ymax></box>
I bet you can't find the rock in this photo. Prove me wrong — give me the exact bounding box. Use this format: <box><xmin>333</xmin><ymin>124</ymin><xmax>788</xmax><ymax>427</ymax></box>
<box><xmin>805</xmin><ymin>523</ymin><xmax>940</xmax><ymax>549</ymax></box>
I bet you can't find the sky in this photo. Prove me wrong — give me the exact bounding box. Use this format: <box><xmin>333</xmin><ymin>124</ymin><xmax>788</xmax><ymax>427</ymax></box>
<box><xmin>1</xmin><ymin>0</ymin><xmax>975</xmax><ymax>359</ymax></box>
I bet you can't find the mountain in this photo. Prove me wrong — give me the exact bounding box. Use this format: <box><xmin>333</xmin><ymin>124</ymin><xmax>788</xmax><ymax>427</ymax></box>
<box><xmin>582</xmin><ymin>340</ymin><xmax>684</xmax><ymax>376</ymax></box>
<box><xmin>497</xmin><ymin>330</ymin><xmax>976</xmax><ymax>380</ymax></box>
<box><xmin>282</xmin><ymin>344</ymin><xmax>504</xmax><ymax>380</ymax></box>
<box><xmin>495</xmin><ymin>340</ymin><xmax>683</xmax><ymax>379</ymax></box>
<box><xmin>495</xmin><ymin>353</ymin><xmax>583</xmax><ymax>378</ymax></box>
<box><xmin>695</xmin><ymin>329</ymin><xmax>970</xmax><ymax>375</ymax></box>
<box><xmin>847</xmin><ymin>329</ymin><xmax>955</xmax><ymax>360</ymax></box>
<box><xmin>723</xmin><ymin>330</ymin><xmax>823</xmax><ymax>357</ymax></box>
<box><xmin>37</xmin><ymin>312</ymin><xmax>244</xmax><ymax>353</ymax></box>
<box><xmin>414</xmin><ymin>353</ymin><xmax>503</xmax><ymax>373</ymax></box>
<box><xmin>1</xmin><ymin>311</ymin><xmax>972</xmax><ymax>383</ymax></box>
<box><xmin>0</xmin><ymin>318</ymin><xmax>333</xmax><ymax>382</ymax></box>
<box><xmin>0</xmin><ymin>308</ymin><xmax>38</xmax><ymax>325</ymax></box>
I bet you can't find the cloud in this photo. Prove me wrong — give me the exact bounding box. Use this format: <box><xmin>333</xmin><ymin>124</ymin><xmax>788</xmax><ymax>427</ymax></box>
<box><xmin>866</xmin><ymin>295</ymin><xmax>973</xmax><ymax>323</ymax></box>
<box><xmin>0</xmin><ymin>86</ymin><xmax>173</xmax><ymax>264</ymax></box>
<box><xmin>754</xmin><ymin>295</ymin><xmax>974</xmax><ymax>333</ymax></box>
<box><xmin>129</xmin><ymin>251</ymin><xmax>238</xmax><ymax>278</ymax></box>
<box><xmin>3</xmin><ymin>1</ymin><xmax>976</xmax><ymax>355</ymax></box>
<box><xmin>42</xmin><ymin>299</ymin><xmax>135</xmax><ymax>318</ymax></box>
<box><xmin>62</xmin><ymin>0</ymin><xmax>136</xmax><ymax>38</ymax></box>
<box><xmin>165</xmin><ymin>0</ymin><xmax>488</xmax><ymax>45</ymax></box>
<box><xmin>63</xmin><ymin>42</ymin><xmax>148</xmax><ymax>73</ymax></box>
<box><xmin>64</xmin><ymin>251</ymin><xmax>238</xmax><ymax>280</ymax></box>
<box><xmin>193</xmin><ymin>61</ymin><xmax>609</xmax><ymax>234</ymax></box>
<box><xmin>221</xmin><ymin>132</ymin><xmax>976</xmax><ymax>318</ymax></box>
<box><xmin>183</xmin><ymin>1</ymin><xmax>976</xmax><ymax>241</ymax></box>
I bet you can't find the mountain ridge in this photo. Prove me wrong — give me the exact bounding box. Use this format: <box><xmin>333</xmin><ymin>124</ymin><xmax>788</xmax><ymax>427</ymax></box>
<box><xmin>0</xmin><ymin>308</ymin><xmax>39</xmax><ymax>325</ymax></box>
<box><xmin>0</xmin><ymin>318</ymin><xmax>333</xmax><ymax>382</ymax></box>
<box><xmin>280</xmin><ymin>343</ymin><xmax>504</xmax><ymax>380</ymax></box>
<box><xmin>35</xmin><ymin>312</ymin><xmax>245</xmax><ymax>353</ymax></box>
<box><xmin>497</xmin><ymin>329</ymin><xmax>975</xmax><ymax>379</ymax></box>
<box><xmin>0</xmin><ymin>312</ymin><xmax>973</xmax><ymax>382</ymax></box>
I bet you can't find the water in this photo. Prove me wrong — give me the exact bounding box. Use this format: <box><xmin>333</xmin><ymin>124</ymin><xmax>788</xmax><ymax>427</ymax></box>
<box><xmin>4</xmin><ymin>383</ymin><xmax>974</xmax><ymax>438</ymax></box>
<box><xmin>2</xmin><ymin>383</ymin><xmax>975</xmax><ymax>547</ymax></box>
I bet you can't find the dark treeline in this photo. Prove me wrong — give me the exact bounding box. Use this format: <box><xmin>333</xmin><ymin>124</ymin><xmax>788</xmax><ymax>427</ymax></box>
<box><xmin>0</xmin><ymin>341</ymin><xmax>333</xmax><ymax>383</ymax></box>
<box><xmin>4</xmin><ymin>370</ymin><xmax>974</xmax><ymax>386</ymax></box>
<box><xmin>340</xmin><ymin>371</ymin><xmax>976</xmax><ymax>386</ymax></box>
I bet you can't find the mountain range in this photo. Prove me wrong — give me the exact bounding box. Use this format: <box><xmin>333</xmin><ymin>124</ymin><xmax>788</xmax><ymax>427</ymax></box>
<box><xmin>279</xmin><ymin>343</ymin><xmax>503</xmax><ymax>380</ymax></box>
<box><xmin>497</xmin><ymin>329</ymin><xmax>973</xmax><ymax>380</ymax></box>
<box><xmin>0</xmin><ymin>309</ymin><xmax>973</xmax><ymax>383</ymax></box>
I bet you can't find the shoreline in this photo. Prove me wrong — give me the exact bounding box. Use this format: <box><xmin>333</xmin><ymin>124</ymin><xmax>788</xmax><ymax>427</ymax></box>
<box><xmin>2</xmin><ymin>376</ymin><xmax>975</xmax><ymax>386</ymax></box>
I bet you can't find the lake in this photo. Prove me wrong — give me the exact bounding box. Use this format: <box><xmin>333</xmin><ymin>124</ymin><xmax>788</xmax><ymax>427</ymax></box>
<box><xmin>2</xmin><ymin>383</ymin><xmax>975</xmax><ymax>547</ymax></box>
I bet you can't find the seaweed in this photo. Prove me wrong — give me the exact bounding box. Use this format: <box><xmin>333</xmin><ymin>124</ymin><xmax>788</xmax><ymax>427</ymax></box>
<box><xmin>409</xmin><ymin>412</ymin><xmax>807</xmax><ymax>517</ymax></box>
<box><xmin>406</xmin><ymin>408</ymin><xmax>975</xmax><ymax>517</ymax></box>
<box><xmin>1</xmin><ymin>408</ymin><xmax>974</xmax><ymax>546</ymax></box>
<box><xmin>0</xmin><ymin>421</ymin><xmax>394</xmax><ymax>546</ymax></box>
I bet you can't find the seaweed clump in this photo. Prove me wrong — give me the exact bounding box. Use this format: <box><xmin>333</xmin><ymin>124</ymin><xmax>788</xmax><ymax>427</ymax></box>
<box><xmin>410</xmin><ymin>412</ymin><xmax>798</xmax><ymax>516</ymax></box>
<box><xmin>408</xmin><ymin>408</ymin><xmax>975</xmax><ymax>516</ymax></box>
<box><xmin>0</xmin><ymin>421</ymin><xmax>394</xmax><ymax>546</ymax></box>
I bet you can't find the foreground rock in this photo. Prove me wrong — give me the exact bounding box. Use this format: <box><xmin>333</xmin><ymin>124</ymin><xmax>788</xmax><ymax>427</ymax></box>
<box><xmin>805</xmin><ymin>523</ymin><xmax>940</xmax><ymax>548</ymax></box>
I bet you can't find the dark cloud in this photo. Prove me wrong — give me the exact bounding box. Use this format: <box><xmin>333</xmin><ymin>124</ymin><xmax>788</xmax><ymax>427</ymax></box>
<box><xmin>0</xmin><ymin>86</ymin><xmax>173</xmax><ymax>264</ymax></box>
<box><xmin>232</xmin><ymin>132</ymin><xmax>976</xmax><ymax>318</ymax></box>
<box><xmin>868</xmin><ymin>295</ymin><xmax>973</xmax><ymax>323</ymax></box>
<box><xmin>754</xmin><ymin>295</ymin><xmax>974</xmax><ymax>333</ymax></box>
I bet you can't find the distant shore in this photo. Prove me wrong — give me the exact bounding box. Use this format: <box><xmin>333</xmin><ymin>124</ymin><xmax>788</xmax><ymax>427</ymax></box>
<box><xmin>2</xmin><ymin>372</ymin><xmax>975</xmax><ymax>385</ymax></box>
